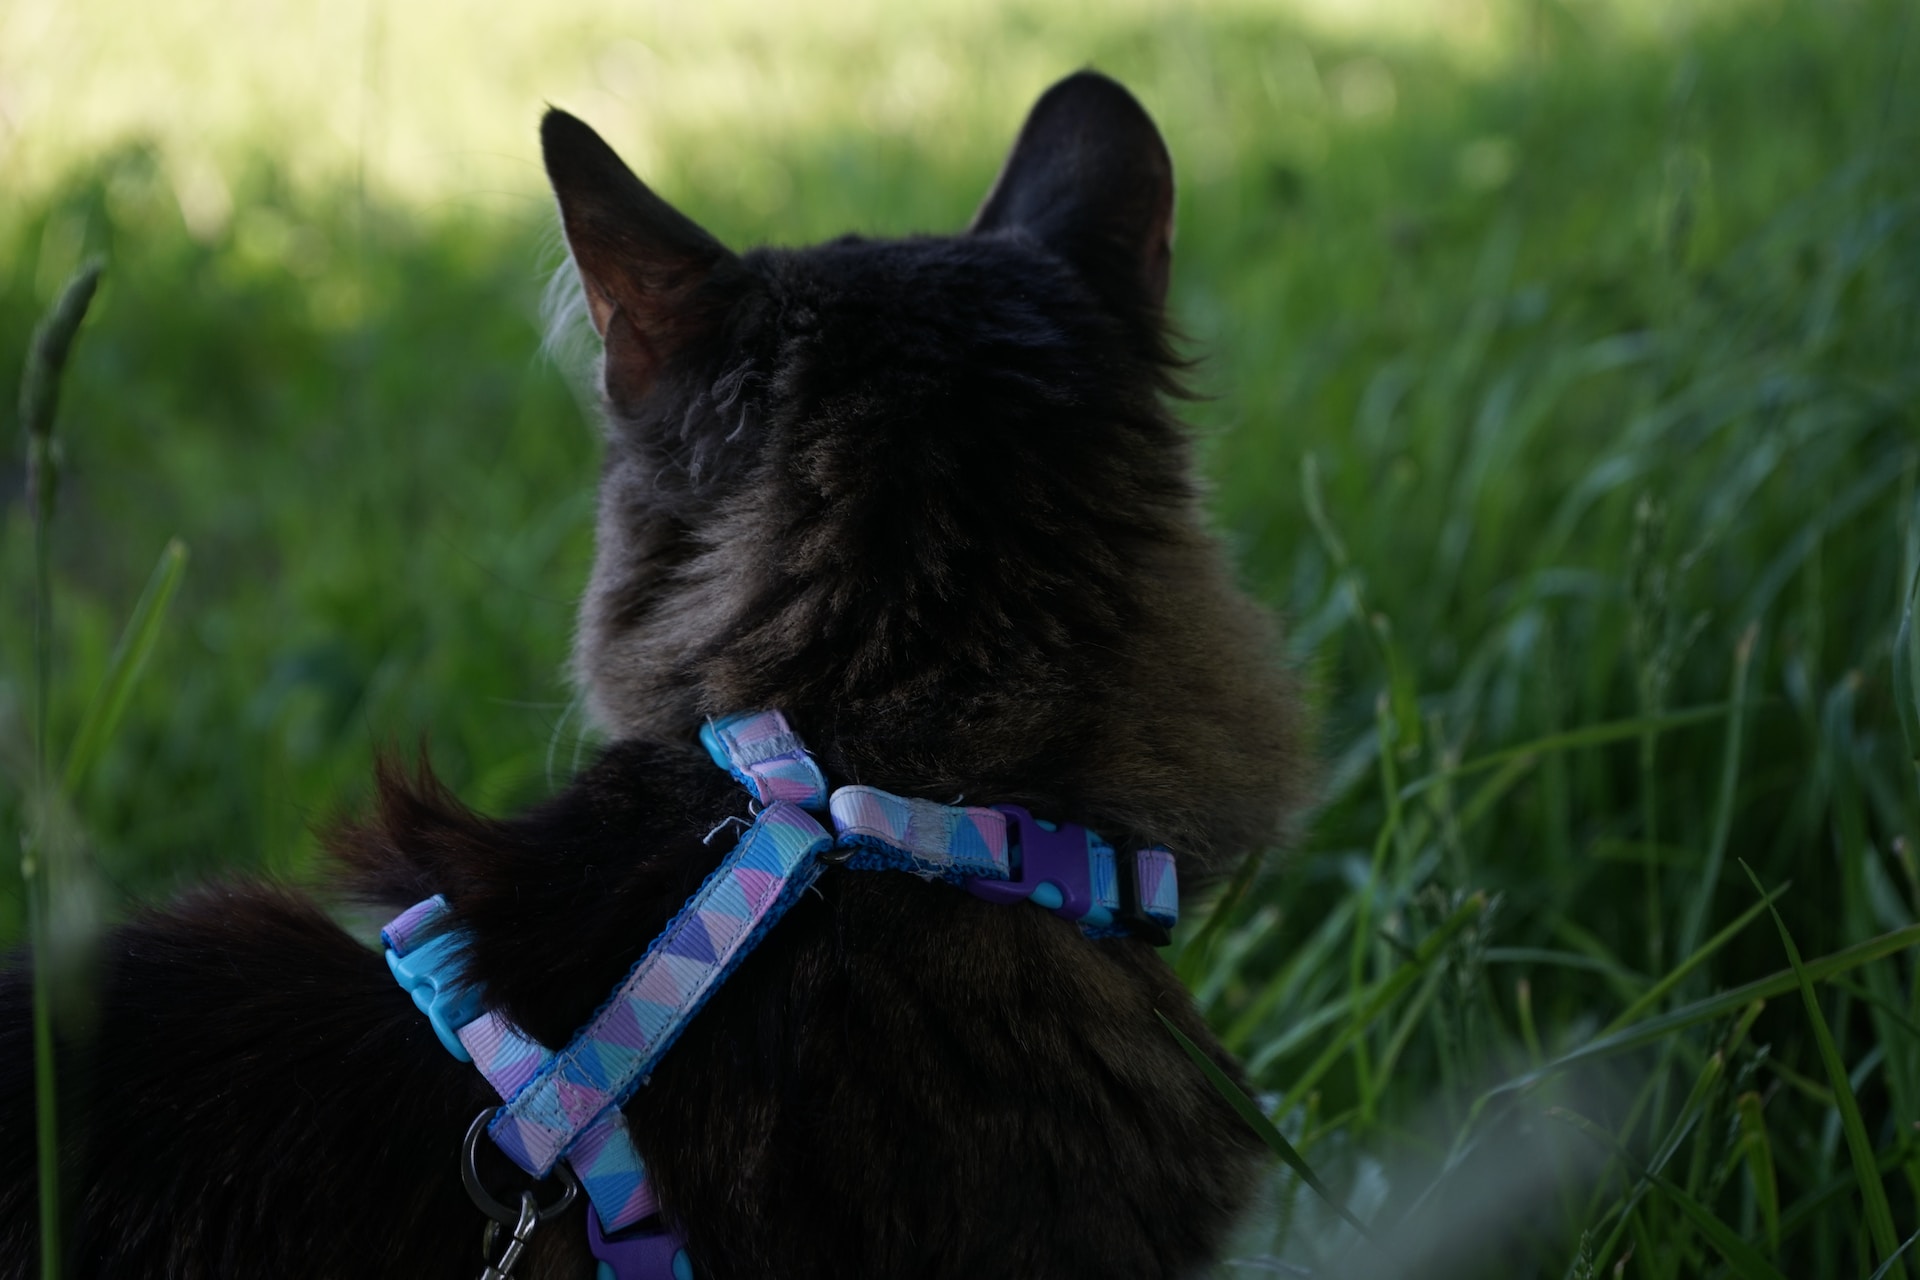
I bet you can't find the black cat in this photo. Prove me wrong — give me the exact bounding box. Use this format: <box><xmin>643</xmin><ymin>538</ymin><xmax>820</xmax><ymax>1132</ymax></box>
<box><xmin>0</xmin><ymin>71</ymin><xmax>1309</xmax><ymax>1278</ymax></box>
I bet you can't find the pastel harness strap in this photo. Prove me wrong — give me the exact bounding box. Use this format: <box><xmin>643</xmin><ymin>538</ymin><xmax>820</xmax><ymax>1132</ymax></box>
<box><xmin>383</xmin><ymin>708</ymin><xmax>1180</xmax><ymax>1280</ymax></box>
<box><xmin>829</xmin><ymin>786</ymin><xmax>1011</xmax><ymax>880</ymax></box>
<box><xmin>488</xmin><ymin>801</ymin><xmax>832</xmax><ymax>1177</ymax></box>
<box><xmin>383</xmin><ymin>901</ymin><xmax>661</xmax><ymax>1232</ymax></box>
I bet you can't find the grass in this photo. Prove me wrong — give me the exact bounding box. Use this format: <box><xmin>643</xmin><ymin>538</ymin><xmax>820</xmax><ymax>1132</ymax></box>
<box><xmin>4</xmin><ymin>0</ymin><xmax>1919</xmax><ymax>1274</ymax></box>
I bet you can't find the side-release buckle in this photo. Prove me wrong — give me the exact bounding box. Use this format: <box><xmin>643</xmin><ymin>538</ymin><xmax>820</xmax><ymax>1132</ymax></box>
<box><xmin>961</xmin><ymin>806</ymin><xmax>1177</xmax><ymax>946</ymax></box>
<box><xmin>965</xmin><ymin>806</ymin><xmax>1123</xmax><ymax>934</ymax></box>
<box><xmin>386</xmin><ymin>930</ymin><xmax>487</xmax><ymax>1062</ymax></box>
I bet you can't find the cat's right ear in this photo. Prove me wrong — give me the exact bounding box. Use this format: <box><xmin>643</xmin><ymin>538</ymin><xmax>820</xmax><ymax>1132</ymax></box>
<box><xmin>968</xmin><ymin>72</ymin><xmax>1176</xmax><ymax>322</ymax></box>
<box><xmin>541</xmin><ymin>109</ymin><xmax>743</xmax><ymax>410</ymax></box>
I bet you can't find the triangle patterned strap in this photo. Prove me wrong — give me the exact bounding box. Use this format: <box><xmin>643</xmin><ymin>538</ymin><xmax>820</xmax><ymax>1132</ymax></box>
<box><xmin>825</xmin><ymin>790</ymin><xmax>1181</xmax><ymax>945</ymax></box>
<box><xmin>1133</xmin><ymin>846</ymin><xmax>1180</xmax><ymax>936</ymax></box>
<box><xmin>828</xmin><ymin>785</ymin><xmax>1011</xmax><ymax>881</ymax></box>
<box><xmin>699</xmin><ymin>709</ymin><xmax>827</xmax><ymax>809</ymax></box>
<box><xmin>489</xmin><ymin>801</ymin><xmax>832</xmax><ymax>1178</ymax></box>
<box><xmin>381</xmin><ymin>900</ymin><xmax>659</xmax><ymax>1231</ymax></box>
<box><xmin>458</xmin><ymin>1013</ymin><xmax>662</xmax><ymax>1229</ymax></box>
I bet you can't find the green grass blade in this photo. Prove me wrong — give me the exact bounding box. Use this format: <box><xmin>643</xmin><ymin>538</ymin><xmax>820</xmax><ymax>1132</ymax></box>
<box><xmin>1739</xmin><ymin>861</ymin><xmax>1905</xmax><ymax>1277</ymax></box>
<box><xmin>1733</xmin><ymin>1091</ymin><xmax>1781</xmax><ymax>1257</ymax></box>
<box><xmin>1553</xmin><ymin>1107</ymin><xmax>1791</xmax><ymax>1280</ymax></box>
<box><xmin>1677</xmin><ymin>625</ymin><xmax>1756</xmax><ymax>962</ymax></box>
<box><xmin>20</xmin><ymin>258</ymin><xmax>104</xmax><ymax>488</ymax></box>
<box><xmin>1485</xmin><ymin>946</ymin><xmax>1648</xmax><ymax>984</ymax></box>
<box><xmin>1157</xmin><ymin>1011</ymin><xmax>1374</xmax><ymax>1241</ymax></box>
<box><xmin>1590</xmin><ymin>1003</ymin><xmax>1762</xmax><ymax>1267</ymax></box>
<box><xmin>1267</xmin><ymin>893</ymin><xmax>1488</xmax><ymax>1098</ymax></box>
<box><xmin>1177</xmin><ymin>842</ymin><xmax>1265</xmax><ymax>981</ymax></box>
<box><xmin>1233</xmin><ymin>989</ymin><xmax>1353</xmax><ymax>1067</ymax></box>
<box><xmin>1482</xmin><ymin>921</ymin><xmax>1920</xmax><ymax>1101</ymax></box>
<box><xmin>1895</xmin><ymin>560</ymin><xmax>1920</xmax><ymax>766</ymax></box>
<box><xmin>1651</xmin><ymin>1168</ymin><xmax>1785</xmax><ymax>1280</ymax></box>
<box><xmin>1870</xmin><ymin>1228</ymin><xmax>1920</xmax><ymax>1280</ymax></box>
<box><xmin>1398</xmin><ymin>704</ymin><xmax>1732</xmax><ymax>803</ymax></box>
<box><xmin>1602</xmin><ymin>882</ymin><xmax>1787</xmax><ymax>1036</ymax></box>
<box><xmin>23</xmin><ymin>884</ymin><xmax>60</xmax><ymax>1280</ymax></box>
<box><xmin>1222</xmin><ymin>895</ymin><xmax>1357</xmax><ymax>1051</ymax></box>
<box><xmin>62</xmin><ymin>538</ymin><xmax>190</xmax><ymax>797</ymax></box>
<box><xmin>1452</xmin><ymin>750</ymin><xmax>1538</xmax><ymax>837</ymax></box>
<box><xmin>1777</xmin><ymin>1139</ymin><xmax>1913</xmax><ymax>1244</ymax></box>
<box><xmin>23</xmin><ymin>256</ymin><xmax>104</xmax><ymax>1280</ymax></box>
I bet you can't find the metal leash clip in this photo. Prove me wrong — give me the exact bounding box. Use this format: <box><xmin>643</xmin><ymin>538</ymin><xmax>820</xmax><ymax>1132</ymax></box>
<box><xmin>479</xmin><ymin>1191</ymin><xmax>541</xmax><ymax>1280</ymax></box>
<box><xmin>461</xmin><ymin>1110</ymin><xmax>579</xmax><ymax>1280</ymax></box>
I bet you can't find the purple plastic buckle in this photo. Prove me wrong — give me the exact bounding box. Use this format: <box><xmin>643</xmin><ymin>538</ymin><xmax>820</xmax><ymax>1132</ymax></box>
<box><xmin>964</xmin><ymin>806</ymin><xmax>1174</xmax><ymax>945</ymax></box>
<box><xmin>965</xmin><ymin>806</ymin><xmax>1115</xmax><ymax>928</ymax></box>
<box><xmin>588</xmin><ymin>1205</ymin><xmax>693</xmax><ymax>1280</ymax></box>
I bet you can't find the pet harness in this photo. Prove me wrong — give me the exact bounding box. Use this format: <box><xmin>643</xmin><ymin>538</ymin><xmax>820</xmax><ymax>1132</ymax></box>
<box><xmin>382</xmin><ymin>710</ymin><xmax>1180</xmax><ymax>1280</ymax></box>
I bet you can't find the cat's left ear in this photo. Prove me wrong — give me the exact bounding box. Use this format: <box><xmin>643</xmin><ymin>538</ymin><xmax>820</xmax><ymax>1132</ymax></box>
<box><xmin>968</xmin><ymin>71</ymin><xmax>1176</xmax><ymax>317</ymax></box>
<box><xmin>542</xmin><ymin>109</ymin><xmax>744</xmax><ymax>409</ymax></box>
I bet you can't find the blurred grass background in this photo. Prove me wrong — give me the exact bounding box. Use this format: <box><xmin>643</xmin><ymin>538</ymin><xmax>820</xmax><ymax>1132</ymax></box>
<box><xmin>4</xmin><ymin>0</ymin><xmax>1919</xmax><ymax>1274</ymax></box>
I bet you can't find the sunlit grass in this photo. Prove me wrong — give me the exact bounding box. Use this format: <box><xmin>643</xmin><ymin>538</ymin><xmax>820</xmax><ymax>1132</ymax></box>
<box><xmin>2</xmin><ymin>0</ymin><xmax>1801</xmax><ymax>235</ymax></box>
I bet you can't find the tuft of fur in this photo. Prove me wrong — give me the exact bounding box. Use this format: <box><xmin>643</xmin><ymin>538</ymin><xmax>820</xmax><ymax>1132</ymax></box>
<box><xmin>1</xmin><ymin>71</ymin><xmax>1310</xmax><ymax>1279</ymax></box>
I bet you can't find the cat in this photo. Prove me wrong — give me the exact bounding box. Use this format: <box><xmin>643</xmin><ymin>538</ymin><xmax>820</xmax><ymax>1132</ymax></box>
<box><xmin>0</xmin><ymin>70</ymin><xmax>1309</xmax><ymax>1278</ymax></box>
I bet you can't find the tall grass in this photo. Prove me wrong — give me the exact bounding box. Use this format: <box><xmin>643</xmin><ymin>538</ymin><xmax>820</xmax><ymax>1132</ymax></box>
<box><xmin>3</xmin><ymin>0</ymin><xmax>1918</xmax><ymax>1274</ymax></box>
<box><xmin>18</xmin><ymin>260</ymin><xmax>103</xmax><ymax>1280</ymax></box>
<box><xmin>14</xmin><ymin>260</ymin><xmax>190</xmax><ymax>1278</ymax></box>
<box><xmin>1174</xmin><ymin>1</ymin><xmax>1920</xmax><ymax>1267</ymax></box>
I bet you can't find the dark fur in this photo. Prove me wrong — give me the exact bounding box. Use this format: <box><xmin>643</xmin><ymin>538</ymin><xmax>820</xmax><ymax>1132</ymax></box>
<box><xmin>1</xmin><ymin>73</ymin><xmax>1308</xmax><ymax>1277</ymax></box>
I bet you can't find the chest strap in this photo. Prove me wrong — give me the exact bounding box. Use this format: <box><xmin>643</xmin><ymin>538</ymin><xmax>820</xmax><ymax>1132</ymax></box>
<box><xmin>384</xmin><ymin>708</ymin><xmax>1181</xmax><ymax>1278</ymax></box>
<box><xmin>383</xmin><ymin>900</ymin><xmax>661</xmax><ymax>1234</ymax></box>
<box><xmin>488</xmin><ymin>801</ymin><xmax>832</xmax><ymax>1178</ymax></box>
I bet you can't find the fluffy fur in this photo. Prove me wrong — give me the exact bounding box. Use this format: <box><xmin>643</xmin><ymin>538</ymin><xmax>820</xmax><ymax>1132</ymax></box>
<box><xmin>1</xmin><ymin>72</ymin><xmax>1309</xmax><ymax>1278</ymax></box>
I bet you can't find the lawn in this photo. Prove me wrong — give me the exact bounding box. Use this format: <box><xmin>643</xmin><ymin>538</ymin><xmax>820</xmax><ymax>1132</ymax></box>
<box><xmin>4</xmin><ymin>0</ymin><xmax>1918</xmax><ymax>1274</ymax></box>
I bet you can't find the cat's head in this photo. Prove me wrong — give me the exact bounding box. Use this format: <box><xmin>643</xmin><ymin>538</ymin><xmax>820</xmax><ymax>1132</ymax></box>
<box><xmin>545</xmin><ymin>72</ymin><xmax>1308</xmax><ymax>872</ymax></box>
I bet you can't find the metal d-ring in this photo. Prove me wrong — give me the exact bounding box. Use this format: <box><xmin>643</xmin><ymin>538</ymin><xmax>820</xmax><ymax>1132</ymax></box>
<box><xmin>461</xmin><ymin>1109</ymin><xmax>580</xmax><ymax>1226</ymax></box>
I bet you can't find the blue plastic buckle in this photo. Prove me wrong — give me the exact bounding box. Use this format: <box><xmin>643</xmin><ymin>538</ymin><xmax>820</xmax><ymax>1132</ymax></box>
<box><xmin>964</xmin><ymin>806</ymin><xmax>1122</xmax><ymax>932</ymax></box>
<box><xmin>385</xmin><ymin>932</ymin><xmax>487</xmax><ymax>1062</ymax></box>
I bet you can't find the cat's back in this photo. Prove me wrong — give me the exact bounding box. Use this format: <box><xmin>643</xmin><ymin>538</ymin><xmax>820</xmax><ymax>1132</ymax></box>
<box><xmin>634</xmin><ymin>865</ymin><xmax>1263</xmax><ymax>1279</ymax></box>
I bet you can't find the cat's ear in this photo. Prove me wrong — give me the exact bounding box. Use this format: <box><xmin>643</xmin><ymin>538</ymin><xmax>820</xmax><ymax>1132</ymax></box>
<box><xmin>541</xmin><ymin>109</ymin><xmax>743</xmax><ymax>408</ymax></box>
<box><xmin>968</xmin><ymin>71</ymin><xmax>1176</xmax><ymax>315</ymax></box>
